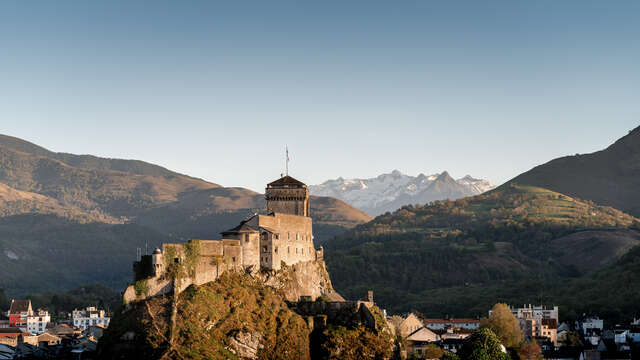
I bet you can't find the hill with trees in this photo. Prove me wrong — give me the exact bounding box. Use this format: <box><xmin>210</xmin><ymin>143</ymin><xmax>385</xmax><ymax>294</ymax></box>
<box><xmin>323</xmin><ymin>184</ymin><xmax>640</xmax><ymax>323</ymax></box>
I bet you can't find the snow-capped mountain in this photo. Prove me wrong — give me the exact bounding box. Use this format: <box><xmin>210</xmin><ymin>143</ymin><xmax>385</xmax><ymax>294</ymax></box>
<box><xmin>309</xmin><ymin>170</ymin><xmax>495</xmax><ymax>216</ymax></box>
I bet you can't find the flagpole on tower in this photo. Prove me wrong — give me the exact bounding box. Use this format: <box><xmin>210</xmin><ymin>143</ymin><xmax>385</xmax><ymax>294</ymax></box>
<box><xmin>285</xmin><ymin>146</ymin><xmax>289</xmax><ymax>176</ymax></box>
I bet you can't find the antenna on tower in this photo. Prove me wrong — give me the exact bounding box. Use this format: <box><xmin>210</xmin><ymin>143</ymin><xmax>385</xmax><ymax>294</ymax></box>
<box><xmin>285</xmin><ymin>146</ymin><xmax>290</xmax><ymax>176</ymax></box>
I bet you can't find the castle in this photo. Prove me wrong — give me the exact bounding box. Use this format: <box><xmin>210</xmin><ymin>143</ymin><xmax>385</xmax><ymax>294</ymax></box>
<box><xmin>125</xmin><ymin>175</ymin><xmax>327</xmax><ymax>302</ymax></box>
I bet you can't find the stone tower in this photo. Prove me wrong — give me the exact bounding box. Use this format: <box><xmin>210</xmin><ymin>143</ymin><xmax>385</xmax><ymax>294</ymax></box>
<box><xmin>265</xmin><ymin>175</ymin><xmax>309</xmax><ymax>216</ymax></box>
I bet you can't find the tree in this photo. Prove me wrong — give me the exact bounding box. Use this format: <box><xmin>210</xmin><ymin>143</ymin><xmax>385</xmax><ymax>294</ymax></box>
<box><xmin>518</xmin><ymin>340</ymin><xmax>542</xmax><ymax>360</ymax></box>
<box><xmin>480</xmin><ymin>303</ymin><xmax>523</xmax><ymax>349</ymax></box>
<box><xmin>558</xmin><ymin>331</ymin><xmax>580</xmax><ymax>347</ymax></box>
<box><xmin>458</xmin><ymin>328</ymin><xmax>510</xmax><ymax>360</ymax></box>
<box><xmin>424</xmin><ymin>344</ymin><xmax>444</xmax><ymax>359</ymax></box>
<box><xmin>441</xmin><ymin>352</ymin><xmax>460</xmax><ymax>360</ymax></box>
<box><xmin>0</xmin><ymin>289</ymin><xmax>9</xmax><ymax>312</ymax></box>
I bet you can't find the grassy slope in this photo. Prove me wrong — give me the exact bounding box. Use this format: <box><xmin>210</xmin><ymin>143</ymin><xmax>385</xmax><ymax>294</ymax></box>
<box><xmin>324</xmin><ymin>184</ymin><xmax>640</xmax><ymax>321</ymax></box>
<box><xmin>510</xmin><ymin>126</ymin><xmax>640</xmax><ymax>217</ymax></box>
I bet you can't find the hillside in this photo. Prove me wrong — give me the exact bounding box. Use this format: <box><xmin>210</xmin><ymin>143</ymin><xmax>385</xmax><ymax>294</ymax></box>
<box><xmin>310</xmin><ymin>170</ymin><xmax>494</xmax><ymax>216</ymax></box>
<box><xmin>323</xmin><ymin>184</ymin><xmax>640</xmax><ymax>320</ymax></box>
<box><xmin>510</xmin><ymin>125</ymin><xmax>640</xmax><ymax>217</ymax></box>
<box><xmin>0</xmin><ymin>135</ymin><xmax>371</xmax><ymax>296</ymax></box>
<box><xmin>0</xmin><ymin>134</ymin><xmax>196</xmax><ymax>178</ymax></box>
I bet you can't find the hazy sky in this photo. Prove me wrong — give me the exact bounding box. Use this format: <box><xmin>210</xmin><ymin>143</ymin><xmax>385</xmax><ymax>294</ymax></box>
<box><xmin>1</xmin><ymin>1</ymin><xmax>638</xmax><ymax>192</ymax></box>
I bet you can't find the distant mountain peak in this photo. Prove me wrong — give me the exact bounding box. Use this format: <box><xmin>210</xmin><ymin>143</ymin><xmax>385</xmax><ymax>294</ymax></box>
<box><xmin>310</xmin><ymin>171</ymin><xmax>495</xmax><ymax>216</ymax></box>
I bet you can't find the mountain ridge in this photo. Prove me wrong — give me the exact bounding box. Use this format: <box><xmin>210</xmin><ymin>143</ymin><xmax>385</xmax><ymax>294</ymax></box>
<box><xmin>310</xmin><ymin>170</ymin><xmax>495</xmax><ymax>216</ymax></box>
<box><xmin>509</xmin><ymin>125</ymin><xmax>640</xmax><ymax>217</ymax></box>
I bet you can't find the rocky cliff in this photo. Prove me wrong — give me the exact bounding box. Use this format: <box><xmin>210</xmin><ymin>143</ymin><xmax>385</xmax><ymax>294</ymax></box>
<box><xmin>100</xmin><ymin>270</ymin><xmax>393</xmax><ymax>360</ymax></box>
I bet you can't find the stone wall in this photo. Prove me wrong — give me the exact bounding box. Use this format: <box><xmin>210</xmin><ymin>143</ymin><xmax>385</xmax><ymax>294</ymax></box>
<box><xmin>265</xmin><ymin>187</ymin><xmax>309</xmax><ymax>216</ymax></box>
<box><xmin>249</xmin><ymin>213</ymin><xmax>315</xmax><ymax>268</ymax></box>
<box><xmin>288</xmin><ymin>300</ymin><xmax>378</xmax><ymax>331</ymax></box>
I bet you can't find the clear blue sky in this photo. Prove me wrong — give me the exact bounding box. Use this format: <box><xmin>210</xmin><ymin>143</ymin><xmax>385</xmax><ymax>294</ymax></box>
<box><xmin>1</xmin><ymin>1</ymin><xmax>638</xmax><ymax>192</ymax></box>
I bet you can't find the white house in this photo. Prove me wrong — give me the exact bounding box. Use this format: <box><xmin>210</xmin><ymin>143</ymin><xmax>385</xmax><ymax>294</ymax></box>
<box><xmin>578</xmin><ymin>317</ymin><xmax>604</xmax><ymax>336</ymax></box>
<box><xmin>72</xmin><ymin>307</ymin><xmax>110</xmax><ymax>330</ymax></box>
<box><xmin>26</xmin><ymin>309</ymin><xmax>50</xmax><ymax>335</ymax></box>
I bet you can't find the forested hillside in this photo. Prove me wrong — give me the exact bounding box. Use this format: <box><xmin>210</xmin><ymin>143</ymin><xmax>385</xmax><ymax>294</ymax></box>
<box><xmin>324</xmin><ymin>184</ymin><xmax>640</xmax><ymax>322</ymax></box>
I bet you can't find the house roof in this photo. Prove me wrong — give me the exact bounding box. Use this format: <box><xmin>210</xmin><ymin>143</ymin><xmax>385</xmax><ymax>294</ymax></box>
<box><xmin>0</xmin><ymin>328</ymin><xmax>24</xmax><ymax>335</ymax></box>
<box><xmin>221</xmin><ymin>221</ymin><xmax>258</xmax><ymax>234</ymax></box>
<box><xmin>407</xmin><ymin>327</ymin><xmax>439</xmax><ymax>342</ymax></box>
<box><xmin>9</xmin><ymin>300</ymin><xmax>31</xmax><ymax>314</ymax></box>
<box><xmin>450</xmin><ymin>318</ymin><xmax>480</xmax><ymax>324</ymax></box>
<box><xmin>259</xmin><ymin>226</ymin><xmax>278</xmax><ymax>234</ymax></box>
<box><xmin>48</xmin><ymin>324</ymin><xmax>77</xmax><ymax>336</ymax></box>
<box><xmin>423</xmin><ymin>318</ymin><xmax>448</xmax><ymax>324</ymax></box>
<box><xmin>37</xmin><ymin>333</ymin><xmax>60</xmax><ymax>341</ymax></box>
<box><xmin>267</xmin><ymin>176</ymin><xmax>306</xmax><ymax>187</ymax></box>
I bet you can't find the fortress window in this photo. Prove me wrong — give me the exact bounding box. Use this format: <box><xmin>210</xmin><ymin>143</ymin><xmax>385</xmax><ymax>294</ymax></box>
<box><xmin>275</xmin><ymin>247</ymin><xmax>278</xmax><ymax>253</ymax></box>
<box><xmin>232</xmin><ymin>257</ymin><xmax>236</xmax><ymax>263</ymax></box>
<box><xmin>245</xmin><ymin>234</ymin><xmax>250</xmax><ymax>242</ymax></box>
<box><xmin>275</xmin><ymin>234</ymin><xmax>279</xmax><ymax>240</ymax></box>
<box><xmin>262</xmin><ymin>246</ymin><xmax>268</xmax><ymax>253</ymax></box>
<box><xmin>296</xmin><ymin>248</ymin><xmax>298</xmax><ymax>254</ymax></box>
<box><xmin>302</xmin><ymin>248</ymin><xmax>304</xmax><ymax>254</ymax></box>
<box><xmin>288</xmin><ymin>247</ymin><xmax>290</xmax><ymax>254</ymax></box>
<box><xmin>296</xmin><ymin>233</ymin><xmax>299</xmax><ymax>241</ymax></box>
<box><xmin>287</xmin><ymin>232</ymin><xmax>290</xmax><ymax>240</ymax></box>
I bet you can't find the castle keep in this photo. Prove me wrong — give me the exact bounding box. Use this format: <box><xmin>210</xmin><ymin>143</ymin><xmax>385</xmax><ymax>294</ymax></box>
<box><xmin>126</xmin><ymin>175</ymin><xmax>326</xmax><ymax>302</ymax></box>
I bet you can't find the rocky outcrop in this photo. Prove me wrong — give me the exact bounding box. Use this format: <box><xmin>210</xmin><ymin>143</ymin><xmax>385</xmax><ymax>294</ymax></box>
<box><xmin>258</xmin><ymin>260</ymin><xmax>335</xmax><ymax>302</ymax></box>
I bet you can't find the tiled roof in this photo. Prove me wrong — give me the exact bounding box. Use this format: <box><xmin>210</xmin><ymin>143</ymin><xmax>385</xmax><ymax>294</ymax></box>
<box><xmin>450</xmin><ymin>318</ymin><xmax>480</xmax><ymax>323</ymax></box>
<box><xmin>9</xmin><ymin>300</ymin><xmax>31</xmax><ymax>314</ymax></box>
<box><xmin>0</xmin><ymin>328</ymin><xmax>24</xmax><ymax>335</ymax></box>
<box><xmin>267</xmin><ymin>176</ymin><xmax>306</xmax><ymax>187</ymax></box>
<box><xmin>423</xmin><ymin>319</ymin><xmax>448</xmax><ymax>323</ymax></box>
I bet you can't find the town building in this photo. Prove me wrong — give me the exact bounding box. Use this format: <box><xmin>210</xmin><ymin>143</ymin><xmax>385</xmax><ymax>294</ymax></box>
<box><xmin>405</xmin><ymin>327</ymin><xmax>439</xmax><ymax>358</ymax></box>
<box><xmin>507</xmin><ymin>304</ymin><xmax>559</xmax><ymax>322</ymax></box>
<box><xmin>26</xmin><ymin>309</ymin><xmax>50</xmax><ymax>335</ymax></box>
<box><xmin>577</xmin><ymin>316</ymin><xmax>604</xmax><ymax>336</ymax></box>
<box><xmin>398</xmin><ymin>313</ymin><xmax>424</xmax><ymax>337</ymax></box>
<box><xmin>0</xmin><ymin>328</ymin><xmax>26</xmax><ymax>347</ymax></box>
<box><xmin>497</xmin><ymin>304</ymin><xmax>559</xmax><ymax>346</ymax></box>
<box><xmin>423</xmin><ymin>318</ymin><xmax>480</xmax><ymax>331</ymax></box>
<box><xmin>71</xmin><ymin>307</ymin><xmax>110</xmax><ymax>330</ymax></box>
<box><xmin>8</xmin><ymin>300</ymin><xmax>33</xmax><ymax>330</ymax></box>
